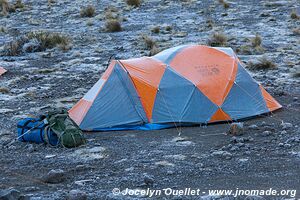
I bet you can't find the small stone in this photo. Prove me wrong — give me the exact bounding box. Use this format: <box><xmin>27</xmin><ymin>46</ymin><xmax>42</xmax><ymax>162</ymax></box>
<box><xmin>67</xmin><ymin>190</ymin><xmax>87</xmax><ymax>200</ymax></box>
<box><xmin>228</xmin><ymin>123</ymin><xmax>244</xmax><ymax>136</ymax></box>
<box><xmin>42</xmin><ymin>169</ymin><xmax>66</xmax><ymax>184</ymax></box>
<box><xmin>261</xmin><ymin>131</ymin><xmax>271</xmax><ymax>137</ymax></box>
<box><xmin>0</xmin><ymin>188</ymin><xmax>23</xmax><ymax>200</ymax></box>
<box><xmin>284</xmin><ymin>143</ymin><xmax>292</xmax><ymax>148</ymax></box>
<box><xmin>248</xmin><ymin>124</ymin><xmax>259</xmax><ymax>130</ymax></box>
<box><xmin>293</xmin><ymin>97</ymin><xmax>298</xmax><ymax>102</ymax></box>
<box><xmin>212</xmin><ymin>150</ymin><xmax>232</xmax><ymax>160</ymax></box>
<box><xmin>278</xmin><ymin>143</ymin><xmax>284</xmax><ymax>147</ymax></box>
<box><xmin>143</xmin><ymin>174</ymin><xmax>155</xmax><ymax>186</ymax></box>
<box><xmin>281</xmin><ymin>122</ymin><xmax>293</xmax><ymax>130</ymax></box>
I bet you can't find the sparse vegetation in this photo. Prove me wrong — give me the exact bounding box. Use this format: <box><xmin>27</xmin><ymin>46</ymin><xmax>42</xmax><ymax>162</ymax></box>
<box><xmin>0</xmin><ymin>87</ymin><xmax>9</xmax><ymax>94</ymax></box>
<box><xmin>165</xmin><ymin>25</ymin><xmax>172</xmax><ymax>32</ymax></box>
<box><xmin>151</xmin><ymin>26</ymin><xmax>160</xmax><ymax>34</ymax></box>
<box><xmin>292</xmin><ymin>28</ymin><xmax>300</xmax><ymax>35</ymax></box>
<box><xmin>141</xmin><ymin>35</ymin><xmax>160</xmax><ymax>56</ymax></box>
<box><xmin>251</xmin><ymin>34</ymin><xmax>262</xmax><ymax>47</ymax></box>
<box><xmin>0</xmin><ymin>0</ymin><xmax>10</xmax><ymax>16</ymax></box>
<box><xmin>290</xmin><ymin>10</ymin><xmax>299</xmax><ymax>19</ymax></box>
<box><xmin>248</xmin><ymin>56</ymin><xmax>276</xmax><ymax>70</ymax></box>
<box><xmin>2</xmin><ymin>31</ymin><xmax>71</xmax><ymax>56</ymax></box>
<box><xmin>207</xmin><ymin>32</ymin><xmax>228</xmax><ymax>47</ymax></box>
<box><xmin>126</xmin><ymin>0</ymin><xmax>141</xmax><ymax>7</ymax></box>
<box><xmin>14</xmin><ymin>0</ymin><xmax>25</xmax><ymax>9</ymax></box>
<box><xmin>80</xmin><ymin>5</ymin><xmax>95</xmax><ymax>18</ymax></box>
<box><xmin>219</xmin><ymin>0</ymin><xmax>229</xmax><ymax>9</ymax></box>
<box><xmin>142</xmin><ymin>35</ymin><xmax>156</xmax><ymax>49</ymax></box>
<box><xmin>105</xmin><ymin>19</ymin><xmax>122</xmax><ymax>32</ymax></box>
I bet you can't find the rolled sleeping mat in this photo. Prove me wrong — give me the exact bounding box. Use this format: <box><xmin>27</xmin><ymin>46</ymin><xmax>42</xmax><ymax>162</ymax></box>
<box><xmin>17</xmin><ymin>118</ymin><xmax>59</xmax><ymax>146</ymax></box>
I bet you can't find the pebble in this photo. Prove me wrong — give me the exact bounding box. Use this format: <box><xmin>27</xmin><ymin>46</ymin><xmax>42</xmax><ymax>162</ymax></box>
<box><xmin>143</xmin><ymin>174</ymin><xmax>155</xmax><ymax>186</ymax></box>
<box><xmin>248</xmin><ymin>124</ymin><xmax>259</xmax><ymax>130</ymax></box>
<box><xmin>212</xmin><ymin>150</ymin><xmax>233</xmax><ymax>160</ymax></box>
<box><xmin>281</xmin><ymin>122</ymin><xmax>293</xmax><ymax>130</ymax></box>
<box><xmin>228</xmin><ymin>123</ymin><xmax>244</xmax><ymax>136</ymax></box>
<box><xmin>0</xmin><ymin>188</ymin><xmax>29</xmax><ymax>200</ymax></box>
<box><xmin>261</xmin><ymin>131</ymin><xmax>271</xmax><ymax>137</ymax></box>
<box><xmin>67</xmin><ymin>189</ymin><xmax>87</xmax><ymax>200</ymax></box>
<box><xmin>42</xmin><ymin>169</ymin><xmax>66</xmax><ymax>184</ymax></box>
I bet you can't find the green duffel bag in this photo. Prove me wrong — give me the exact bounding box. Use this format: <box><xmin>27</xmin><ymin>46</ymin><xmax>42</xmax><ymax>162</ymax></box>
<box><xmin>46</xmin><ymin>108</ymin><xmax>86</xmax><ymax>148</ymax></box>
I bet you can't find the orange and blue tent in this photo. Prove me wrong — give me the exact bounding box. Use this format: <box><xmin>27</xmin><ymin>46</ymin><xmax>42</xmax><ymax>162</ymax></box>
<box><xmin>69</xmin><ymin>45</ymin><xmax>281</xmax><ymax>131</ymax></box>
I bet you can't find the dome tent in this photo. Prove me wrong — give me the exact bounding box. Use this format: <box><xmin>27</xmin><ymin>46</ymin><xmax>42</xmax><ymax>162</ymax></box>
<box><xmin>69</xmin><ymin>45</ymin><xmax>281</xmax><ymax>131</ymax></box>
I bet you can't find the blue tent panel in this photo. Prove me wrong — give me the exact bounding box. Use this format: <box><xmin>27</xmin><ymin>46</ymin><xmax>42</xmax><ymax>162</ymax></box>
<box><xmin>221</xmin><ymin>64</ymin><xmax>269</xmax><ymax>120</ymax></box>
<box><xmin>80</xmin><ymin>64</ymin><xmax>146</xmax><ymax>130</ymax></box>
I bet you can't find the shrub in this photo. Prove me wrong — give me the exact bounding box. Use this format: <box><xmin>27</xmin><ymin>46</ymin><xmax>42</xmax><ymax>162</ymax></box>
<box><xmin>207</xmin><ymin>32</ymin><xmax>228</xmax><ymax>47</ymax></box>
<box><xmin>251</xmin><ymin>34</ymin><xmax>262</xmax><ymax>47</ymax></box>
<box><xmin>105</xmin><ymin>19</ymin><xmax>122</xmax><ymax>32</ymax></box>
<box><xmin>14</xmin><ymin>0</ymin><xmax>25</xmax><ymax>9</ymax></box>
<box><xmin>0</xmin><ymin>0</ymin><xmax>9</xmax><ymax>15</ymax></box>
<box><xmin>2</xmin><ymin>31</ymin><xmax>70</xmax><ymax>56</ymax></box>
<box><xmin>290</xmin><ymin>10</ymin><xmax>299</xmax><ymax>19</ymax></box>
<box><xmin>151</xmin><ymin>26</ymin><xmax>160</xmax><ymax>34</ymax></box>
<box><xmin>219</xmin><ymin>0</ymin><xmax>229</xmax><ymax>9</ymax></box>
<box><xmin>141</xmin><ymin>35</ymin><xmax>156</xmax><ymax>50</ymax></box>
<box><xmin>80</xmin><ymin>5</ymin><xmax>95</xmax><ymax>18</ymax></box>
<box><xmin>248</xmin><ymin>57</ymin><xmax>276</xmax><ymax>70</ymax></box>
<box><xmin>126</xmin><ymin>0</ymin><xmax>141</xmax><ymax>7</ymax></box>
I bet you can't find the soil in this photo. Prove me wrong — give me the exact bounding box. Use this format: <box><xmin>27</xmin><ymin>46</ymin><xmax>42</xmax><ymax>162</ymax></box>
<box><xmin>0</xmin><ymin>0</ymin><xmax>299</xmax><ymax>199</ymax></box>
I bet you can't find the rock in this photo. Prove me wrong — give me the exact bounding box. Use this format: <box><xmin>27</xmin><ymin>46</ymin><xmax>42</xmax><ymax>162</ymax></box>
<box><xmin>261</xmin><ymin>131</ymin><xmax>271</xmax><ymax>137</ymax></box>
<box><xmin>248</xmin><ymin>124</ymin><xmax>259</xmax><ymax>130</ymax></box>
<box><xmin>143</xmin><ymin>174</ymin><xmax>155</xmax><ymax>186</ymax></box>
<box><xmin>245</xmin><ymin>195</ymin><xmax>265</xmax><ymax>200</ymax></box>
<box><xmin>212</xmin><ymin>150</ymin><xmax>232</xmax><ymax>160</ymax></box>
<box><xmin>228</xmin><ymin>123</ymin><xmax>244</xmax><ymax>136</ymax></box>
<box><xmin>0</xmin><ymin>188</ymin><xmax>28</xmax><ymax>200</ymax></box>
<box><xmin>278</xmin><ymin>143</ymin><xmax>284</xmax><ymax>147</ymax></box>
<box><xmin>42</xmin><ymin>169</ymin><xmax>66</xmax><ymax>184</ymax></box>
<box><xmin>281</xmin><ymin>122</ymin><xmax>293</xmax><ymax>130</ymax></box>
<box><xmin>67</xmin><ymin>190</ymin><xmax>87</xmax><ymax>200</ymax></box>
<box><xmin>284</xmin><ymin>143</ymin><xmax>291</xmax><ymax>148</ymax></box>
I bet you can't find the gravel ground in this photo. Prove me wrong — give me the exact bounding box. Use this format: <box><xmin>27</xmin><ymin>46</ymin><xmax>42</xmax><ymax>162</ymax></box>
<box><xmin>0</xmin><ymin>0</ymin><xmax>299</xmax><ymax>199</ymax></box>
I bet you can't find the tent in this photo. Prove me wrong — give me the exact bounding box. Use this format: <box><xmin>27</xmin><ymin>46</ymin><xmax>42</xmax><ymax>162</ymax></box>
<box><xmin>69</xmin><ymin>45</ymin><xmax>282</xmax><ymax>131</ymax></box>
<box><xmin>0</xmin><ymin>67</ymin><xmax>6</xmax><ymax>76</ymax></box>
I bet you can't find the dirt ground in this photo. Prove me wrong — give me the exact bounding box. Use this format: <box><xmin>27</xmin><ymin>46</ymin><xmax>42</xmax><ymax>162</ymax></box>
<box><xmin>0</xmin><ymin>0</ymin><xmax>300</xmax><ymax>199</ymax></box>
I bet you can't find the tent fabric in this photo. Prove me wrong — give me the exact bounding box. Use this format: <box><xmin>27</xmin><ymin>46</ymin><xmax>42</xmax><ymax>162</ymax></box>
<box><xmin>69</xmin><ymin>45</ymin><xmax>282</xmax><ymax>131</ymax></box>
<box><xmin>0</xmin><ymin>67</ymin><xmax>7</xmax><ymax>76</ymax></box>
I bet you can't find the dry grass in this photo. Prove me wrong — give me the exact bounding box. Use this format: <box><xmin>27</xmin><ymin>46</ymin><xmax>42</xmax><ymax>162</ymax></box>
<box><xmin>151</xmin><ymin>26</ymin><xmax>160</xmax><ymax>34</ymax></box>
<box><xmin>292</xmin><ymin>28</ymin><xmax>300</xmax><ymax>35</ymax></box>
<box><xmin>80</xmin><ymin>5</ymin><xmax>95</xmax><ymax>18</ymax></box>
<box><xmin>27</xmin><ymin>31</ymin><xmax>70</xmax><ymax>50</ymax></box>
<box><xmin>0</xmin><ymin>0</ymin><xmax>10</xmax><ymax>16</ymax></box>
<box><xmin>14</xmin><ymin>0</ymin><xmax>25</xmax><ymax>9</ymax></box>
<box><xmin>105</xmin><ymin>19</ymin><xmax>122</xmax><ymax>32</ymax></box>
<box><xmin>2</xmin><ymin>31</ymin><xmax>70</xmax><ymax>56</ymax></box>
<box><xmin>126</xmin><ymin>0</ymin><xmax>141</xmax><ymax>7</ymax></box>
<box><xmin>219</xmin><ymin>0</ymin><xmax>229</xmax><ymax>9</ymax></box>
<box><xmin>248</xmin><ymin>57</ymin><xmax>276</xmax><ymax>70</ymax></box>
<box><xmin>251</xmin><ymin>34</ymin><xmax>262</xmax><ymax>47</ymax></box>
<box><xmin>142</xmin><ymin>35</ymin><xmax>156</xmax><ymax>49</ymax></box>
<box><xmin>290</xmin><ymin>10</ymin><xmax>299</xmax><ymax>20</ymax></box>
<box><xmin>0</xmin><ymin>87</ymin><xmax>10</xmax><ymax>94</ymax></box>
<box><xmin>165</xmin><ymin>25</ymin><xmax>172</xmax><ymax>32</ymax></box>
<box><xmin>207</xmin><ymin>32</ymin><xmax>228</xmax><ymax>47</ymax></box>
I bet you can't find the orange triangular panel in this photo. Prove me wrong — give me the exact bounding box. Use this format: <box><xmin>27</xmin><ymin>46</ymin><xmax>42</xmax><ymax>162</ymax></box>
<box><xmin>260</xmin><ymin>86</ymin><xmax>282</xmax><ymax>111</ymax></box>
<box><xmin>209</xmin><ymin>108</ymin><xmax>232</xmax><ymax>122</ymax></box>
<box><xmin>170</xmin><ymin>45</ymin><xmax>238</xmax><ymax>106</ymax></box>
<box><xmin>68</xmin><ymin>99</ymin><xmax>92</xmax><ymax>126</ymax></box>
<box><xmin>120</xmin><ymin>58</ymin><xmax>166</xmax><ymax>121</ymax></box>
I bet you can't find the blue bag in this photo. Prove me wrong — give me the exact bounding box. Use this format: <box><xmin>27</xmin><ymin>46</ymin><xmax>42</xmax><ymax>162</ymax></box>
<box><xmin>17</xmin><ymin>118</ymin><xmax>59</xmax><ymax>146</ymax></box>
